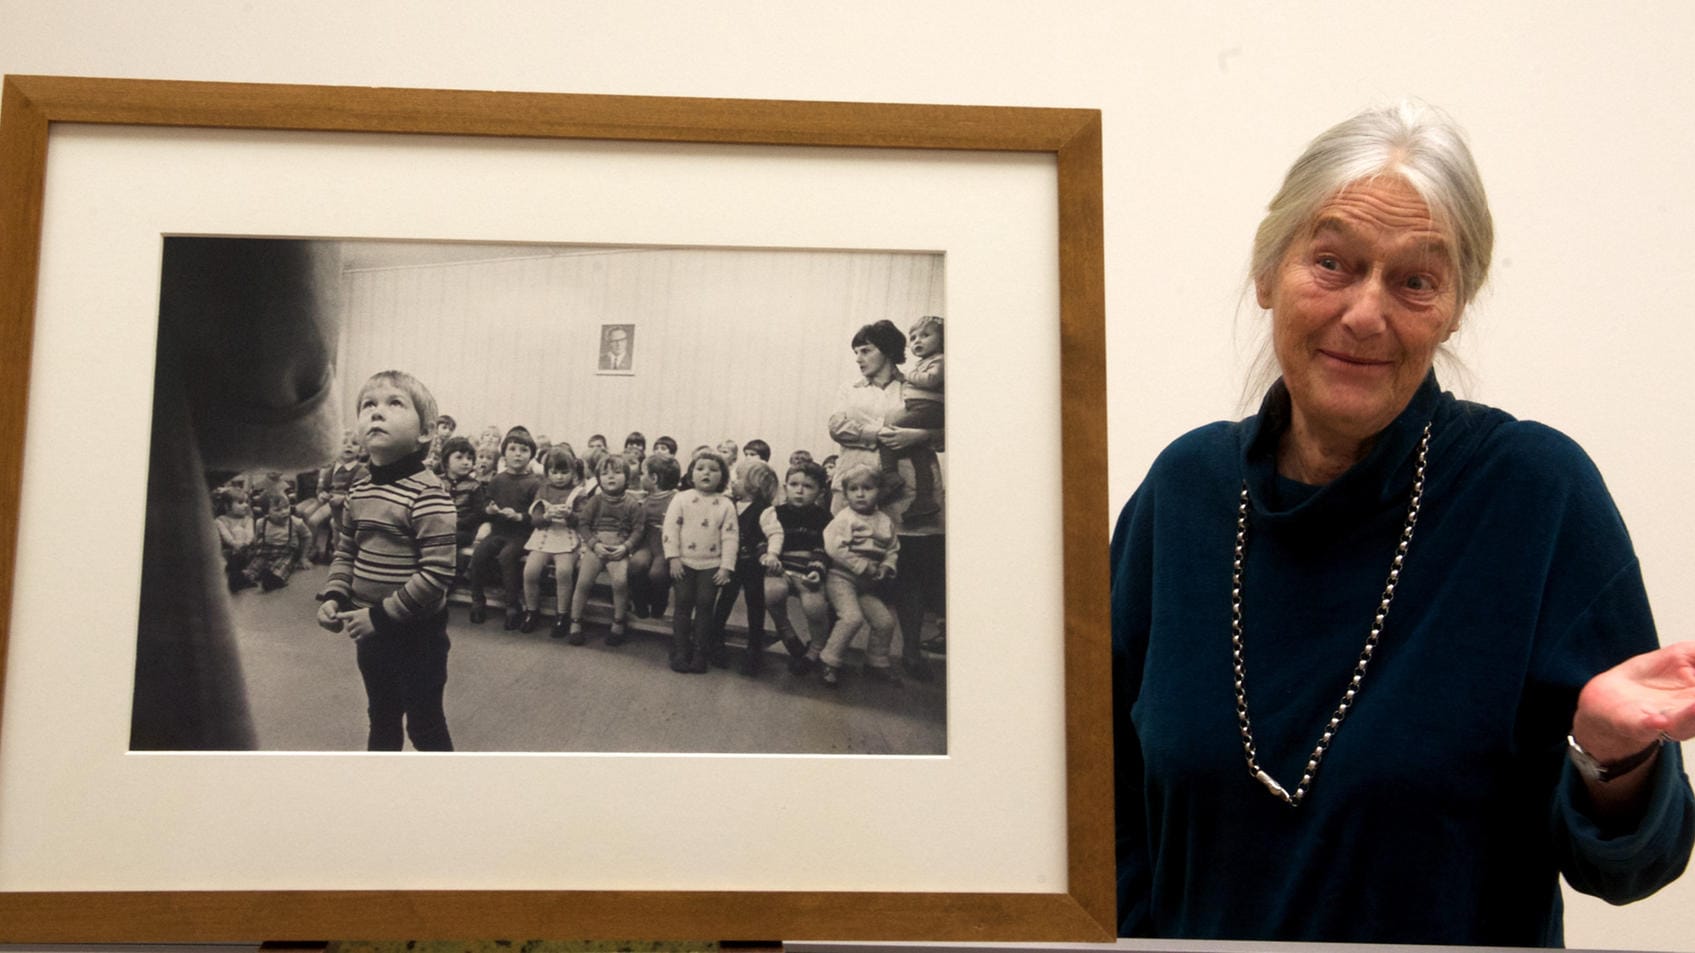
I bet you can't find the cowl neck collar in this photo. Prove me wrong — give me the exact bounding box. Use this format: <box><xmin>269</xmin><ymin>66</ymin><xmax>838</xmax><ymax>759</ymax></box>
<box><xmin>1239</xmin><ymin>371</ymin><xmax>1441</xmax><ymax>530</ymax></box>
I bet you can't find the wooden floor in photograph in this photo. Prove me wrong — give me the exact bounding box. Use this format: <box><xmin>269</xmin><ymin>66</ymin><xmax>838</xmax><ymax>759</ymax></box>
<box><xmin>229</xmin><ymin>565</ymin><xmax>947</xmax><ymax>755</ymax></box>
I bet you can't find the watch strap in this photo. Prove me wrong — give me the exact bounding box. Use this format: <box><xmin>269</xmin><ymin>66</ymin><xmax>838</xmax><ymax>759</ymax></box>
<box><xmin>1567</xmin><ymin>733</ymin><xmax>1663</xmax><ymax>783</ymax></box>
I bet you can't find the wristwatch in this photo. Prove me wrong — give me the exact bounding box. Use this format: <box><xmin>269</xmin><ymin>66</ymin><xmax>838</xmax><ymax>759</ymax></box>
<box><xmin>1567</xmin><ymin>734</ymin><xmax>1662</xmax><ymax>783</ymax></box>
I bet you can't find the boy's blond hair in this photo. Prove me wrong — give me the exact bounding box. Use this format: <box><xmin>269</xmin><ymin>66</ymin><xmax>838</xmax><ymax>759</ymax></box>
<box><xmin>356</xmin><ymin>370</ymin><xmax>438</xmax><ymax>444</ymax></box>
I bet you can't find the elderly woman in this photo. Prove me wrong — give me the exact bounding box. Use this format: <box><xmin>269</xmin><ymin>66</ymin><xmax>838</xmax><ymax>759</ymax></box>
<box><xmin>828</xmin><ymin>318</ymin><xmax>945</xmax><ymax>680</ymax></box>
<box><xmin>1111</xmin><ymin>102</ymin><xmax>1695</xmax><ymax>946</ymax></box>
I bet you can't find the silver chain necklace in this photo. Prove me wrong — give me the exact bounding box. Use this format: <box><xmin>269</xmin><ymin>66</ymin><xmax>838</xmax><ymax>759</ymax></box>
<box><xmin>1231</xmin><ymin>422</ymin><xmax>1431</xmax><ymax>807</ymax></box>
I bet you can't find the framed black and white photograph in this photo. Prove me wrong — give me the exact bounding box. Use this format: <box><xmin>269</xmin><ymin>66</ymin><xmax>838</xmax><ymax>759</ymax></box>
<box><xmin>139</xmin><ymin>235</ymin><xmax>949</xmax><ymax>756</ymax></box>
<box><xmin>0</xmin><ymin>76</ymin><xmax>1108</xmax><ymax>942</ymax></box>
<box><xmin>596</xmin><ymin>321</ymin><xmax>636</xmax><ymax>374</ymax></box>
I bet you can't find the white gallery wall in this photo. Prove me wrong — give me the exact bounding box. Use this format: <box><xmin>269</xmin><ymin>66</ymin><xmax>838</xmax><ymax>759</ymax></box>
<box><xmin>3</xmin><ymin>2</ymin><xmax>1693</xmax><ymax>949</ymax></box>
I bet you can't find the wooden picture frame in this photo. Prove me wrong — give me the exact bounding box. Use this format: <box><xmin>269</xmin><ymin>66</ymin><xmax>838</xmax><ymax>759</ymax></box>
<box><xmin>0</xmin><ymin>75</ymin><xmax>1109</xmax><ymax>942</ymax></box>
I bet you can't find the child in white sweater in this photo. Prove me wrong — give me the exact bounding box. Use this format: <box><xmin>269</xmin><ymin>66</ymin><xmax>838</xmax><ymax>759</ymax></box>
<box><xmin>661</xmin><ymin>450</ymin><xmax>738</xmax><ymax>673</ymax></box>
<box><xmin>815</xmin><ymin>464</ymin><xmax>901</xmax><ymax>686</ymax></box>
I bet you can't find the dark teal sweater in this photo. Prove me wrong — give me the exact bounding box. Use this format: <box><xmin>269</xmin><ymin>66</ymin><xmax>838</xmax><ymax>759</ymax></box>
<box><xmin>1111</xmin><ymin>373</ymin><xmax>1693</xmax><ymax>946</ymax></box>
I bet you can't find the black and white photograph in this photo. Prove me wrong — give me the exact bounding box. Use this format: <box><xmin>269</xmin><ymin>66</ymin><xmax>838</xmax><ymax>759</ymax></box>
<box><xmin>130</xmin><ymin>236</ymin><xmax>949</xmax><ymax>755</ymax></box>
<box><xmin>596</xmin><ymin>322</ymin><xmax>635</xmax><ymax>374</ymax></box>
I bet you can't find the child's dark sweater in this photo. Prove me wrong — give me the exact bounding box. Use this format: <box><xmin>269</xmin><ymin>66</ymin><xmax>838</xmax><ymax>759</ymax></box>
<box><xmin>774</xmin><ymin>502</ymin><xmax>830</xmax><ymax>575</ymax></box>
<box><xmin>578</xmin><ymin>491</ymin><xmax>644</xmax><ymax>553</ymax></box>
<box><xmin>442</xmin><ymin>473</ymin><xmax>485</xmax><ymax>538</ymax></box>
<box><xmin>483</xmin><ymin>468</ymin><xmax>541</xmax><ymax>537</ymax></box>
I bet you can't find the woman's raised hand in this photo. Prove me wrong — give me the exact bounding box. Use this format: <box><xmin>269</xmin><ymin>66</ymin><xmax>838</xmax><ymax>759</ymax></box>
<box><xmin>1574</xmin><ymin>641</ymin><xmax>1695</xmax><ymax>763</ymax></box>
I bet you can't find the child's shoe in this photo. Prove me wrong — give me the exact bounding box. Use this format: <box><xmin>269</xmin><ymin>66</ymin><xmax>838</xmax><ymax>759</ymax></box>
<box><xmin>902</xmin><ymin>657</ymin><xmax>934</xmax><ymax>683</ymax></box>
<box><xmin>468</xmin><ymin>599</ymin><xmax>487</xmax><ymax>625</ymax></box>
<box><xmin>260</xmin><ymin>571</ymin><xmax>286</xmax><ymax>592</ymax></box>
<box><xmin>866</xmin><ymin>664</ymin><xmax>904</xmax><ymax>687</ymax></box>
<box><xmin>549</xmin><ymin>617</ymin><xmax>569</xmax><ymax>640</ymax></box>
<box><xmin>503</xmin><ymin>607</ymin><xmax>523</xmax><ymax>631</ymax></box>
<box><xmin>568</xmin><ymin>621</ymin><xmax>587</xmax><ymax>646</ymax></box>
<box><xmin>821</xmin><ymin>664</ymin><xmax>840</xmax><ymax>688</ymax></box>
<box><xmin>739</xmin><ymin>645</ymin><xmax>764</xmax><ymax>677</ymax></box>
<box><xmin>519</xmin><ymin>610</ymin><xmax>539</xmax><ymax>634</ymax></box>
<box><xmin>606</xmin><ymin>622</ymin><xmax>627</xmax><ymax>646</ymax></box>
<box><xmin>788</xmin><ymin>653</ymin><xmax>813</xmax><ymax>676</ymax></box>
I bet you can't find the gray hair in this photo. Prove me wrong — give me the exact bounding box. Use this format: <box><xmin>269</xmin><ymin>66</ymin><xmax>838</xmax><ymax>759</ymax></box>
<box><xmin>1241</xmin><ymin>101</ymin><xmax>1492</xmax><ymax>406</ymax></box>
<box><xmin>1252</xmin><ymin>100</ymin><xmax>1493</xmax><ymax>310</ymax></box>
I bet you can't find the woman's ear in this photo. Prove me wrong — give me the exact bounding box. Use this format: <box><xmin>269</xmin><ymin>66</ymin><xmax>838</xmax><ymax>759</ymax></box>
<box><xmin>1443</xmin><ymin>308</ymin><xmax>1463</xmax><ymax>342</ymax></box>
<box><xmin>1254</xmin><ymin>273</ymin><xmax>1272</xmax><ymax>310</ymax></box>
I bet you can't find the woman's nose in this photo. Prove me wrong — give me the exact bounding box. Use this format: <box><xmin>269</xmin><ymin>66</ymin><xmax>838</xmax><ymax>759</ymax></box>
<box><xmin>1339</xmin><ymin>276</ymin><xmax>1390</xmax><ymax>336</ymax></box>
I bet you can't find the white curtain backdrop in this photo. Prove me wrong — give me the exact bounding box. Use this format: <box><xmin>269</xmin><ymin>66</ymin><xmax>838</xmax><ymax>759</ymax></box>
<box><xmin>335</xmin><ymin>243</ymin><xmax>944</xmax><ymax>463</ymax></box>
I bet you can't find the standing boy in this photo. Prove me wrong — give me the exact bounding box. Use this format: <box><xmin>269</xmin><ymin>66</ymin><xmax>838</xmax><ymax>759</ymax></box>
<box><xmin>317</xmin><ymin>370</ymin><xmax>459</xmax><ymax>751</ymax></box>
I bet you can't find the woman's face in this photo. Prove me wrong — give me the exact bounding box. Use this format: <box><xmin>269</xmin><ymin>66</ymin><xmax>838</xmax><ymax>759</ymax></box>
<box><xmin>853</xmin><ymin>342</ymin><xmax>890</xmax><ymax>379</ymax></box>
<box><xmin>1257</xmin><ymin>175</ymin><xmax>1460</xmax><ymax>449</ymax></box>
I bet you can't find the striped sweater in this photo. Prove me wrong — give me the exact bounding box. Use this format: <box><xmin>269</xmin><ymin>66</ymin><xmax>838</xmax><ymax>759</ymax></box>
<box><xmin>322</xmin><ymin>450</ymin><xmax>458</xmax><ymax>631</ymax></box>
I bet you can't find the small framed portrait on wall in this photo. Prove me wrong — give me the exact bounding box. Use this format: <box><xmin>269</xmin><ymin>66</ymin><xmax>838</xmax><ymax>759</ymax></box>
<box><xmin>598</xmin><ymin>322</ymin><xmax>635</xmax><ymax>374</ymax></box>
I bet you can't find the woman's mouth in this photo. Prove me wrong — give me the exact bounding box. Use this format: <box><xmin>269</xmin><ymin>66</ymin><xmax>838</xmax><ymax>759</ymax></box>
<box><xmin>1319</xmin><ymin>350</ymin><xmax>1391</xmax><ymax>368</ymax></box>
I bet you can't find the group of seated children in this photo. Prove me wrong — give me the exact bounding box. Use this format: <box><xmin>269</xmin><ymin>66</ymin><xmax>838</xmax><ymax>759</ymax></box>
<box><xmin>212</xmin><ymin>409</ymin><xmax>923</xmax><ymax>688</ymax></box>
<box><xmin>434</xmin><ymin>421</ymin><xmax>915</xmax><ymax>686</ymax></box>
<box><xmin>210</xmin><ymin>429</ymin><xmax>372</xmax><ymax>593</ymax></box>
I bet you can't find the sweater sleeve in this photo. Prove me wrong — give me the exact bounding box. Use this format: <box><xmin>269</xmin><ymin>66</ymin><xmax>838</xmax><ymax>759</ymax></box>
<box><xmin>321</xmin><ymin>496</ymin><xmax>358</xmax><ymax>610</ymax></box>
<box><xmin>662</xmin><ymin>492</ymin><xmax>687</xmax><ymax>559</ymax></box>
<box><xmin>288</xmin><ymin>516</ymin><xmax>311</xmax><ymax>562</ymax></box>
<box><xmin>620</xmin><ymin>497</ymin><xmax>645</xmax><ymax>553</ymax></box>
<box><xmin>373</xmin><ymin>483</ymin><xmax>459</xmax><ymax>629</ymax></box>
<box><xmin>576</xmin><ymin>493</ymin><xmax>603</xmax><ymax>533</ymax></box>
<box><xmin>464</xmin><ymin>480</ymin><xmax>488</xmax><ymax>526</ymax></box>
<box><xmin>907</xmin><ymin>353</ymin><xmax>944</xmax><ymax>390</ymax></box>
<box><xmin>530</xmin><ymin>486</ymin><xmax>554</xmax><ymax>526</ymax></box>
<box><xmin>1111</xmin><ymin>486</ymin><xmax>1156</xmax><ymax>937</ymax></box>
<box><xmin>1487</xmin><ymin>425</ymin><xmax>1695</xmax><ymax>903</ymax></box>
<box><xmin>216</xmin><ymin>519</ymin><xmax>239</xmax><ymax>554</ymax></box>
<box><xmin>718</xmin><ymin>500</ymin><xmax>739</xmax><ymax>572</ymax></box>
<box><xmin>1540</xmin><ymin>561</ymin><xmax>1695</xmax><ymax>903</ymax></box>
<box><xmin>1554</xmin><ymin>741</ymin><xmax>1694</xmax><ymax>902</ymax></box>
<box><xmin>824</xmin><ymin>511</ymin><xmax>872</xmax><ymax>576</ymax></box>
<box><xmin>759</xmin><ymin>506</ymin><xmax>783</xmax><ymax>558</ymax></box>
<box><xmin>827</xmin><ymin>382</ymin><xmax>883</xmax><ymax>450</ymax></box>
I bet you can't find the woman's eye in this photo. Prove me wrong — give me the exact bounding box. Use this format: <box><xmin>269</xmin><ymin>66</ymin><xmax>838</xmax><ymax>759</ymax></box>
<box><xmin>1405</xmin><ymin>275</ymin><xmax>1433</xmax><ymax>291</ymax></box>
<box><xmin>1316</xmin><ymin>256</ymin><xmax>1340</xmax><ymax>271</ymax></box>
